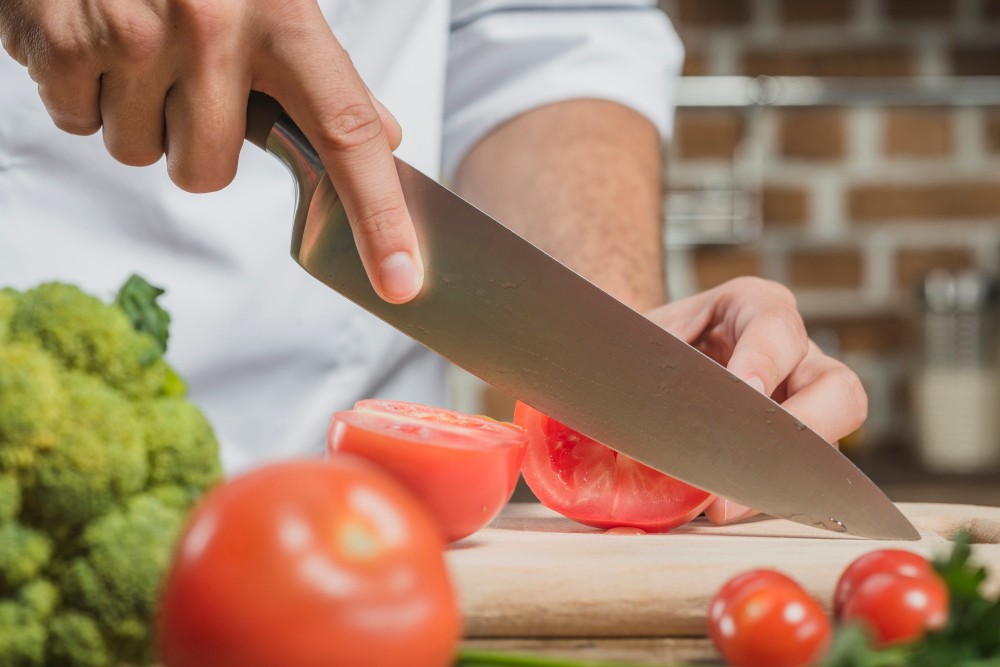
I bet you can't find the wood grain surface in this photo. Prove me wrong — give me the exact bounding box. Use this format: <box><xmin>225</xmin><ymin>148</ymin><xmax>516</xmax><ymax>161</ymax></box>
<box><xmin>447</xmin><ymin>502</ymin><xmax>1000</xmax><ymax>638</ymax></box>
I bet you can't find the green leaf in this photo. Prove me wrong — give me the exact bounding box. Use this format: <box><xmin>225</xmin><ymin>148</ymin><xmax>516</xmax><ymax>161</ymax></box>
<box><xmin>115</xmin><ymin>275</ymin><xmax>171</xmax><ymax>354</ymax></box>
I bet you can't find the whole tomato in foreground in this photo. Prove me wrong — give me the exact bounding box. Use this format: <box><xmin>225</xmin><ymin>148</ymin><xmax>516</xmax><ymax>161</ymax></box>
<box><xmin>840</xmin><ymin>572</ymin><xmax>949</xmax><ymax>647</ymax></box>
<box><xmin>329</xmin><ymin>400</ymin><xmax>528</xmax><ymax>542</ymax></box>
<box><xmin>514</xmin><ymin>402</ymin><xmax>714</xmax><ymax>532</ymax></box>
<box><xmin>158</xmin><ymin>458</ymin><xmax>461</xmax><ymax>667</ymax></box>
<box><xmin>833</xmin><ymin>549</ymin><xmax>938</xmax><ymax>618</ymax></box>
<box><xmin>709</xmin><ymin>570</ymin><xmax>831</xmax><ymax>667</ymax></box>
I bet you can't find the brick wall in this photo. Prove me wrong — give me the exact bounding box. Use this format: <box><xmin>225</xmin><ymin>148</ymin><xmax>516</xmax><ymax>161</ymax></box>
<box><xmin>661</xmin><ymin>0</ymin><xmax>1000</xmax><ymax>450</ymax></box>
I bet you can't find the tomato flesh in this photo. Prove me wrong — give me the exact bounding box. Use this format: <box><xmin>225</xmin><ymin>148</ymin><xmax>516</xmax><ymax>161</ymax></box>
<box><xmin>709</xmin><ymin>570</ymin><xmax>831</xmax><ymax>667</ymax></box>
<box><xmin>158</xmin><ymin>458</ymin><xmax>460</xmax><ymax>667</ymax></box>
<box><xmin>833</xmin><ymin>549</ymin><xmax>937</xmax><ymax>618</ymax></box>
<box><xmin>329</xmin><ymin>400</ymin><xmax>527</xmax><ymax>542</ymax></box>
<box><xmin>841</xmin><ymin>572</ymin><xmax>949</xmax><ymax>647</ymax></box>
<box><xmin>514</xmin><ymin>401</ymin><xmax>714</xmax><ymax>532</ymax></box>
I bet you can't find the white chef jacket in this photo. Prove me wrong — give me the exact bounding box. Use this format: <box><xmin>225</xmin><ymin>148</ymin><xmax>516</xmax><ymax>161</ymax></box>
<box><xmin>0</xmin><ymin>0</ymin><xmax>683</xmax><ymax>474</ymax></box>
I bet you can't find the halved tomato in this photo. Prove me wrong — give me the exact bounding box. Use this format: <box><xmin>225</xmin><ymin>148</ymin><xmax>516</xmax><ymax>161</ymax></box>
<box><xmin>514</xmin><ymin>401</ymin><xmax>714</xmax><ymax>532</ymax></box>
<box><xmin>328</xmin><ymin>400</ymin><xmax>527</xmax><ymax>542</ymax></box>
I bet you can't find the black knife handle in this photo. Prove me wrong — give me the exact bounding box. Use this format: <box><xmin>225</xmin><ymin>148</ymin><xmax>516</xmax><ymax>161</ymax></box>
<box><xmin>245</xmin><ymin>91</ymin><xmax>286</xmax><ymax>150</ymax></box>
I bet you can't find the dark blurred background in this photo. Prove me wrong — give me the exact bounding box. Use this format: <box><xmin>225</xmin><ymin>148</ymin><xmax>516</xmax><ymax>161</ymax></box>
<box><xmin>451</xmin><ymin>0</ymin><xmax>1000</xmax><ymax>506</ymax></box>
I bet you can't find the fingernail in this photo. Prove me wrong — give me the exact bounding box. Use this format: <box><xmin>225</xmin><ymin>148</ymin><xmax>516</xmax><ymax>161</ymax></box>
<box><xmin>745</xmin><ymin>376</ymin><xmax>766</xmax><ymax>395</ymax></box>
<box><xmin>722</xmin><ymin>499</ymin><xmax>752</xmax><ymax>524</ymax></box>
<box><xmin>379</xmin><ymin>252</ymin><xmax>422</xmax><ymax>301</ymax></box>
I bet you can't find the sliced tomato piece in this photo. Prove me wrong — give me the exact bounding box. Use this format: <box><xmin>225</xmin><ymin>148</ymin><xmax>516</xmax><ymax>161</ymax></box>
<box><xmin>514</xmin><ymin>401</ymin><xmax>714</xmax><ymax>532</ymax></box>
<box><xmin>328</xmin><ymin>401</ymin><xmax>527</xmax><ymax>543</ymax></box>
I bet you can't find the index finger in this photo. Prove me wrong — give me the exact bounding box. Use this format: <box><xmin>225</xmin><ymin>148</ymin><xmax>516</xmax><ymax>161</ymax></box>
<box><xmin>262</xmin><ymin>21</ymin><xmax>423</xmax><ymax>304</ymax></box>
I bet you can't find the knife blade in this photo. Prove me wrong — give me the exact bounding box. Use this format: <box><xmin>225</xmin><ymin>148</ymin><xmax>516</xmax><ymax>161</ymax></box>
<box><xmin>245</xmin><ymin>93</ymin><xmax>919</xmax><ymax>541</ymax></box>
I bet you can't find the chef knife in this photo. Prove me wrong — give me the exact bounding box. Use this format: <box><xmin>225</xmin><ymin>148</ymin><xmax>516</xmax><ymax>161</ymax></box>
<box><xmin>245</xmin><ymin>93</ymin><xmax>919</xmax><ymax>541</ymax></box>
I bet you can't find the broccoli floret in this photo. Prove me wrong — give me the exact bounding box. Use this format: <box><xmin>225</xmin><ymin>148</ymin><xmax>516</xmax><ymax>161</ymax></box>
<box><xmin>144</xmin><ymin>397</ymin><xmax>222</xmax><ymax>494</ymax></box>
<box><xmin>25</xmin><ymin>373</ymin><xmax>148</xmax><ymax>532</ymax></box>
<box><xmin>0</xmin><ymin>600</ymin><xmax>47</xmax><ymax>666</ymax></box>
<box><xmin>0</xmin><ymin>288</ymin><xmax>18</xmax><ymax>342</ymax></box>
<box><xmin>0</xmin><ymin>523</ymin><xmax>52</xmax><ymax>591</ymax></box>
<box><xmin>47</xmin><ymin>612</ymin><xmax>111</xmax><ymax>667</ymax></box>
<box><xmin>61</xmin><ymin>495</ymin><xmax>184</xmax><ymax>665</ymax></box>
<box><xmin>0</xmin><ymin>344</ymin><xmax>64</xmax><ymax>471</ymax></box>
<box><xmin>10</xmin><ymin>284</ymin><xmax>167</xmax><ymax>399</ymax></box>
<box><xmin>19</xmin><ymin>579</ymin><xmax>59</xmax><ymax>619</ymax></box>
<box><xmin>0</xmin><ymin>475</ymin><xmax>21</xmax><ymax>523</ymax></box>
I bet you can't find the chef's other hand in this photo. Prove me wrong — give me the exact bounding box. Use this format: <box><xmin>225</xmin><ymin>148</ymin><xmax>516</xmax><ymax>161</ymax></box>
<box><xmin>647</xmin><ymin>277</ymin><xmax>868</xmax><ymax>526</ymax></box>
<box><xmin>0</xmin><ymin>0</ymin><xmax>423</xmax><ymax>304</ymax></box>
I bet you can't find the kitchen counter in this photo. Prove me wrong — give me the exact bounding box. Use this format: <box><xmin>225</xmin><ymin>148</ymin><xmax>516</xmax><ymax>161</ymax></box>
<box><xmin>463</xmin><ymin>638</ymin><xmax>720</xmax><ymax>665</ymax></box>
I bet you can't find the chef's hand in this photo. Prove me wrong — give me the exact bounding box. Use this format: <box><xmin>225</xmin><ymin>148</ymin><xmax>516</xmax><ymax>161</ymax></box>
<box><xmin>0</xmin><ymin>0</ymin><xmax>423</xmax><ymax>304</ymax></box>
<box><xmin>647</xmin><ymin>277</ymin><xmax>868</xmax><ymax>525</ymax></box>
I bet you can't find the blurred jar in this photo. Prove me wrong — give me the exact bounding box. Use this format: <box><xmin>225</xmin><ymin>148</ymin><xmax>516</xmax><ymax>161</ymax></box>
<box><xmin>914</xmin><ymin>269</ymin><xmax>1000</xmax><ymax>473</ymax></box>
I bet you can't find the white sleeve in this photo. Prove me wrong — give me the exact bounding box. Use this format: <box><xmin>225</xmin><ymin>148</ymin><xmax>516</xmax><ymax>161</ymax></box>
<box><xmin>442</xmin><ymin>0</ymin><xmax>684</xmax><ymax>180</ymax></box>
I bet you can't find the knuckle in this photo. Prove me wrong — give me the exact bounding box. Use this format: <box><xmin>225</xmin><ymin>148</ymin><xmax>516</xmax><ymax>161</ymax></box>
<box><xmin>38</xmin><ymin>22</ymin><xmax>92</xmax><ymax>73</ymax></box>
<box><xmin>769</xmin><ymin>306</ymin><xmax>809</xmax><ymax>358</ymax></box>
<box><xmin>105</xmin><ymin>10</ymin><xmax>164</xmax><ymax>60</ymax></box>
<box><xmin>174</xmin><ymin>0</ymin><xmax>235</xmax><ymax>46</ymax></box>
<box><xmin>356</xmin><ymin>199</ymin><xmax>408</xmax><ymax>239</ymax></box>
<box><xmin>316</xmin><ymin>102</ymin><xmax>385</xmax><ymax>153</ymax></box>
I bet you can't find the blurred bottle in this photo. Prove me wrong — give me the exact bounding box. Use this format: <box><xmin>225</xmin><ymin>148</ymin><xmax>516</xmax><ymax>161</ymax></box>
<box><xmin>914</xmin><ymin>269</ymin><xmax>1000</xmax><ymax>473</ymax></box>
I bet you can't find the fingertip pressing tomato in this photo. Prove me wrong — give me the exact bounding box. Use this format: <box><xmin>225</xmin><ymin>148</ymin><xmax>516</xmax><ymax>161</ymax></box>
<box><xmin>158</xmin><ymin>458</ymin><xmax>461</xmax><ymax>667</ymax></box>
<box><xmin>709</xmin><ymin>571</ymin><xmax>831</xmax><ymax>667</ymax></box>
<box><xmin>329</xmin><ymin>400</ymin><xmax>528</xmax><ymax>543</ymax></box>
<box><xmin>840</xmin><ymin>572</ymin><xmax>949</xmax><ymax>647</ymax></box>
<box><xmin>833</xmin><ymin>549</ymin><xmax>937</xmax><ymax>618</ymax></box>
<box><xmin>514</xmin><ymin>401</ymin><xmax>714</xmax><ymax>532</ymax></box>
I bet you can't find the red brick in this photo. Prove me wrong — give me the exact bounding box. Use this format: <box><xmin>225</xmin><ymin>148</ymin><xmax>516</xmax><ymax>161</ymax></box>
<box><xmin>885</xmin><ymin>0</ymin><xmax>954</xmax><ymax>20</ymax></box>
<box><xmin>674</xmin><ymin>0</ymin><xmax>751</xmax><ymax>25</ymax></box>
<box><xmin>789</xmin><ymin>249</ymin><xmax>863</xmax><ymax>288</ymax></box>
<box><xmin>897</xmin><ymin>248</ymin><xmax>974</xmax><ymax>290</ymax></box>
<box><xmin>781</xmin><ymin>0</ymin><xmax>852</xmax><ymax>23</ymax></box>
<box><xmin>762</xmin><ymin>187</ymin><xmax>809</xmax><ymax>227</ymax></box>
<box><xmin>693</xmin><ymin>248</ymin><xmax>760</xmax><ymax>290</ymax></box>
<box><xmin>884</xmin><ymin>110</ymin><xmax>953</xmax><ymax>157</ymax></box>
<box><xmin>674</xmin><ymin>110</ymin><xmax>745</xmax><ymax>159</ymax></box>
<box><xmin>987</xmin><ymin>112</ymin><xmax>1000</xmax><ymax>153</ymax></box>
<box><xmin>850</xmin><ymin>183</ymin><xmax>1000</xmax><ymax>222</ymax></box>
<box><xmin>805</xmin><ymin>316</ymin><xmax>908</xmax><ymax>353</ymax></box>
<box><xmin>953</xmin><ymin>47</ymin><xmax>1000</xmax><ymax>75</ymax></box>
<box><xmin>744</xmin><ymin>48</ymin><xmax>915</xmax><ymax>77</ymax></box>
<box><xmin>779</xmin><ymin>110</ymin><xmax>845</xmax><ymax>160</ymax></box>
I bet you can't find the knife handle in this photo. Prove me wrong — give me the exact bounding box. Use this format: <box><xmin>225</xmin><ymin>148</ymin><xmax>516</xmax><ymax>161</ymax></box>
<box><xmin>245</xmin><ymin>91</ymin><xmax>285</xmax><ymax>150</ymax></box>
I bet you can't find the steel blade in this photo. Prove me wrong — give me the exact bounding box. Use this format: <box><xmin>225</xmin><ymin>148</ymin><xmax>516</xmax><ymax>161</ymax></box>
<box><xmin>266</xmin><ymin>116</ymin><xmax>918</xmax><ymax>541</ymax></box>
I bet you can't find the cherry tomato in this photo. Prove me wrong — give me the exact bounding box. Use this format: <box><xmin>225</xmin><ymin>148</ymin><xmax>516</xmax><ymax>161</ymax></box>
<box><xmin>158</xmin><ymin>458</ymin><xmax>461</xmax><ymax>667</ymax></box>
<box><xmin>833</xmin><ymin>549</ymin><xmax>938</xmax><ymax>618</ymax></box>
<box><xmin>329</xmin><ymin>400</ymin><xmax>528</xmax><ymax>542</ymax></box>
<box><xmin>709</xmin><ymin>571</ymin><xmax>831</xmax><ymax>667</ymax></box>
<box><xmin>514</xmin><ymin>402</ymin><xmax>714</xmax><ymax>532</ymax></box>
<box><xmin>841</xmin><ymin>573</ymin><xmax>948</xmax><ymax>647</ymax></box>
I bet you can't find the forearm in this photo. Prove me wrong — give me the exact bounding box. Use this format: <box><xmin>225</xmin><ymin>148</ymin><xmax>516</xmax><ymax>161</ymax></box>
<box><xmin>453</xmin><ymin>99</ymin><xmax>666</xmax><ymax>312</ymax></box>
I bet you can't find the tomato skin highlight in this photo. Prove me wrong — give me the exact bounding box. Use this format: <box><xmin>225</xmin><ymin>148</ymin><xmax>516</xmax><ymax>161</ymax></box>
<box><xmin>833</xmin><ymin>549</ymin><xmax>937</xmax><ymax>619</ymax></box>
<box><xmin>330</xmin><ymin>401</ymin><xmax>528</xmax><ymax>543</ymax></box>
<box><xmin>157</xmin><ymin>458</ymin><xmax>461</xmax><ymax>667</ymax></box>
<box><xmin>514</xmin><ymin>401</ymin><xmax>714</xmax><ymax>532</ymax></box>
<box><xmin>709</xmin><ymin>571</ymin><xmax>831</xmax><ymax>667</ymax></box>
<box><xmin>841</xmin><ymin>573</ymin><xmax>949</xmax><ymax>647</ymax></box>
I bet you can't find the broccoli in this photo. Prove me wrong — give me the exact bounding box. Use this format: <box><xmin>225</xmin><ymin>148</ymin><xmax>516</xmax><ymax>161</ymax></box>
<box><xmin>0</xmin><ymin>276</ymin><xmax>222</xmax><ymax>666</ymax></box>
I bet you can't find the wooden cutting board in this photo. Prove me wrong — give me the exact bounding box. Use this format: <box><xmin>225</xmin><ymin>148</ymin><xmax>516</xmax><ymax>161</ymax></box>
<box><xmin>447</xmin><ymin>502</ymin><xmax>1000</xmax><ymax>638</ymax></box>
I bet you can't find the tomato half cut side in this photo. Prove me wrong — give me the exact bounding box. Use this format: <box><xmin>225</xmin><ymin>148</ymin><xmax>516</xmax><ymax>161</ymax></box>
<box><xmin>329</xmin><ymin>401</ymin><xmax>527</xmax><ymax>543</ymax></box>
<box><xmin>514</xmin><ymin>401</ymin><xmax>714</xmax><ymax>532</ymax></box>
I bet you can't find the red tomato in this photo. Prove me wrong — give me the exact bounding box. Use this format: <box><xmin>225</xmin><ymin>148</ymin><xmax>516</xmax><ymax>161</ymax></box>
<box><xmin>833</xmin><ymin>549</ymin><xmax>938</xmax><ymax>618</ymax></box>
<box><xmin>328</xmin><ymin>400</ymin><xmax>528</xmax><ymax>542</ymax></box>
<box><xmin>158</xmin><ymin>458</ymin><xmax>461</xmax><ymax>667</ymax></box>
<box><xmin>841</xmin><ymin>573</ymin><xmax>949</xmax><ymax>647</ymax></box>
<box><xmin>513</xmin><ymin>401</ymin><xmax>714</xmax><ymax>532</ymax></box>
<box><xmin>709</xmin><ymin>571</ymin><xmax>831</xmax><ymax>667</ymax></box>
